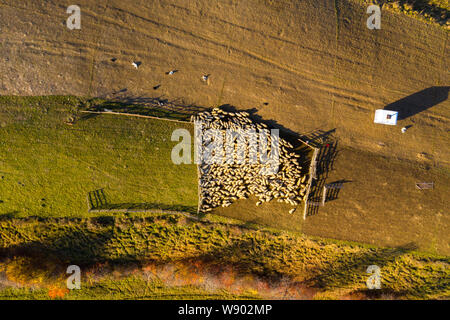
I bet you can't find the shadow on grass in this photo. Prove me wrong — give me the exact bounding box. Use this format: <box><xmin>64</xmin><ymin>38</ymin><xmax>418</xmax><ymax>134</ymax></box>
<box><xmin>0</xmin><ymin>211</ymin><xmax>20</xmax><ymax>220</ymax></box>
<box><xmin>295</xmin><ymin>241</ymin><xmax>450</xmax><ymax>298</ymax></box>
<box><xmin>381</xmin><ymin>1</ymin><xmax>449</xmax><ymax>26</ymax></box>
<box><xmin>206</xmin><ymin>105</ymin><xmax>341</xmax><ymax>217</ymax></box>
<box><xmin>79</xmin><ymin>95</ymin><xmax>207</xmax><ymax>122</ymax></box>
<box><xmin>219</xmin><ymin>104</ymin><xmax>308</xmax><ymax>147</ymax></box>
<box><xmin>0</xmin><ymin>227</ymin><xmax>116</xmax><ymax>266</ymax></box>
<box><xmin>184</xmin><ymin>239</ymin><xmax>447</xmax><ymax>298</ymax></box>
<box><xmin>306</xmin><ymin>136</ymin><xmax>340</xmax><ymax>217</ymax></box>
<box><xmin>0</xmin><ymin>217</ymin><xmax>447</xmax><ymax>299</ymax></box>
<box><xmin>218</xmin><ymin>104</ymin><xmax>315</xmax><ymax>175</ymax></box>
<box><xmin>384</xmin><ymin>86</ymin><xmax>449</xmax><ymax>120</ymax></box>
<box><xmin>0</xmin><ymin>217</ymin><xmax>274</xmax><ymax>276</ymax></box>
<box><xmin>87</xmin><ymin>189</ymin><xmax>197</xmax><ymax>215</ymax></box>
<box><xmin>92</xmin><ymin>202</ymin><xmax>198</xmax><ymax>215</ymax></box>
<box><xmin>300</xmin><ymin>128</ymin><xmax>336</xmax><ymax>149</ymax></box>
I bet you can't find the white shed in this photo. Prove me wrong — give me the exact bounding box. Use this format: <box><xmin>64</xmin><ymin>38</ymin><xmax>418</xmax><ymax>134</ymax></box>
<box><xmin>374</xmin><ymin>109</ymin><xmax>398</xmax><ymax>125</ymax></box>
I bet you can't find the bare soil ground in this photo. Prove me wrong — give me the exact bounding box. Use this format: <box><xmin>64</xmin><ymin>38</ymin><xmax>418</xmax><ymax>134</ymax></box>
<box><xmin>0</xmin><ymin>0</ymin><xmax>448</xmax><ymax>254</ymax></box>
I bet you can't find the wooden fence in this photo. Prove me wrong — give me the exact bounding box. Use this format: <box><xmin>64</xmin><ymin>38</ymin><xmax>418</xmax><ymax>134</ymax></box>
<box><xmin>303</xmin><ymin>147</ymin><xmax>320</xmax><ymax>220</ymax></box>
<box><xmin>80</xmin><ymin>110</ymin><xmax>191</xmax><ymax>124</ymax></box>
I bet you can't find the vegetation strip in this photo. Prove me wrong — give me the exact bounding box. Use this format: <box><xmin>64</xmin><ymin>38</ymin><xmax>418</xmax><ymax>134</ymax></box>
<box><xmin>0</xmin><ymin>215</ymin><xmax>448</xmax><ymax>299</ymax></box>
<box><xmin>356</xmin><ymin>0</ymin><xmax>449</xmax><ymax>28</ymax></box>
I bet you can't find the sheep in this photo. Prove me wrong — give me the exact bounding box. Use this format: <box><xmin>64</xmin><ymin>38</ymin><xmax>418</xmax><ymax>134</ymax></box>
<box><xmin>194</xmin><ymin>107</ymin><xmax>309</xmax><ymax>214</ymax></box>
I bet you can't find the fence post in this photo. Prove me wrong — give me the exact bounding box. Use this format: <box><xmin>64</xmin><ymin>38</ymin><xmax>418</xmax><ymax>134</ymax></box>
<box><xmin>322</xmin><ymin>185</ymin><xmax>327</xmax><ymax>206</ymax></box>
<box><xmin>196</xmin><ymin>164</ymin><xmax>203</xmax><ymax>214</ymax></box>
<box><xmin>302</xmin><ymin>147</ymin><xmax>319</xmax><ymax>220</ymax></box>
<box><xmin>303</xmin><ymin>200</ymin><xmax>308</xmax><ymax>220</ymax></box>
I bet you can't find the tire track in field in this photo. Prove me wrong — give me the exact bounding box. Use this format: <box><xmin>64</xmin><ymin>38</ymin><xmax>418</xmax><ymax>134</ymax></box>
<box><xmin>100</xmin><ymin>6</ymin><xmax>379</xmax><ymax>81</ymax></box>
<box><xmin>1</xmin><ymin>1</ymin><xmax>446</xmax><ymax>122</ymax></box>
<box><xmin>330</xmin><ymin>0</ymin><xmax>341</xmax><ymax>128</ymax></box>
<box><xmin>77</xmin><ymin>6</ymin><xmax>385</xmax><ymax>107</ymax></box>
<box><xmin>2</xmin><ymin>1</ymin><xmax>406</xmax><ymax>109</ymax></box>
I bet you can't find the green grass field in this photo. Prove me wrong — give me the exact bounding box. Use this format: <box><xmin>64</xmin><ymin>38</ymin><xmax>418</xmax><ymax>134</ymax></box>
<box><xmin>0</xmin><ymin>96</ymin><xmax>198</xmax><ymax>218</ymax></box>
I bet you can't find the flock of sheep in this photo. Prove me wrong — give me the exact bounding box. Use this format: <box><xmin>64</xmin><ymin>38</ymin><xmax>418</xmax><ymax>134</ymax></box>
<box><xmin>191</xmin><ymin>108</ymin><xmax>309</xmax><ymax>214</ymax></box>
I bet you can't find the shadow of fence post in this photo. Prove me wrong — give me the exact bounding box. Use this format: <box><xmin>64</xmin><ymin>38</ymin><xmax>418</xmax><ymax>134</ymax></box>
<box><xmin>87</xmin><ymin>189</ymin><xmax>108</xmax><ymax>211</ymax></box>
<box><xmin>303</xmin><ymin>134</ymin><xmax>340</xmax><ymax>218</ymax></box>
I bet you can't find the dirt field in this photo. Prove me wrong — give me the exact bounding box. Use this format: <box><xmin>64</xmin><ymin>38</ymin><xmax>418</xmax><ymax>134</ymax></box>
<box><xmin>0</xmin><ymin>0</ymin><xmax>448</xmax><ymax>253</ymax></box>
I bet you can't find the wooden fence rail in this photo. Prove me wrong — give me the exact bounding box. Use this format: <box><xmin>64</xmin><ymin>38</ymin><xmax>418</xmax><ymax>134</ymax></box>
<box><xmin>303</xmin><ymin>147</ymin><xmax>319</xmax><ymax>220</ymax></box>
<box><xmin>80</xmin><ymin>110</ymin><xmax>191</xmax><ymax>124</ymax></box>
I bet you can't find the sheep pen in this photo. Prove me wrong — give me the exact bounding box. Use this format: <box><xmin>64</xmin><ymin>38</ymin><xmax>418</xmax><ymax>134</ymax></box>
<box><xmin>191</xmin><ymin>107</ymin><xmax>315</xmax><ymax>216</ymax></box>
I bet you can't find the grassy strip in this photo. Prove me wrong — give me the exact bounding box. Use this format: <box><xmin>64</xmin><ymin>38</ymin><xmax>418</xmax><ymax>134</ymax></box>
<box><xmin>0</xmin><ymin>275</ymin><xmax>256</xmax><ymax>300</ymax></box>
<box><xmin>0</xmin><ymin>215</ymin><xmax>448</xmax><ymax>299</ymax></box>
